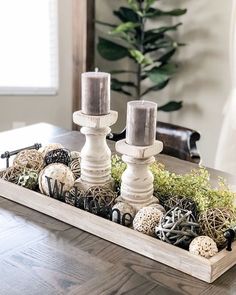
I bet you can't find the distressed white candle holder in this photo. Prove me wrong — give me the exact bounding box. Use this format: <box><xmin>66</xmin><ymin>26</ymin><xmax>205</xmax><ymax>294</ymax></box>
<box><xmin>115</xmin><ymin>139</ymin><xmax>163</xmax><ymax>212</ymax></box>
<box><xmin>73</xmin><ymin>110</ymin><xmax>118</xmax><ymax>191</ymax></box>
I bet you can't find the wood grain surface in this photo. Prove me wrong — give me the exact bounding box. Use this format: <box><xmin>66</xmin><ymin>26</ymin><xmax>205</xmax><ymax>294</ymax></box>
<box><xmin>0</xmin><ymin>124</ymin><xmax>236</xmax><ymax>295</ymax></box>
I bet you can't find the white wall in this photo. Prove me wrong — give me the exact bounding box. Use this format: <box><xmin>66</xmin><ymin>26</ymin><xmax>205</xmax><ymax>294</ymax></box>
<box><xmin>0</xmin><ymin>0</ymin><xmax>73</xmax><ymax>132</ymax></box>
<box><xmin>96</xmin><ymin>0</ymin><xmax>233</xmax><ymax>168</ymax></box>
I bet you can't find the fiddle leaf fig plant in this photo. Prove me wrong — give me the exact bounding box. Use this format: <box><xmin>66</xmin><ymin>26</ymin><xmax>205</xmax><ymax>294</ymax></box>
<box><xmin>97</xmin><ymin>0</ymin><xmax>187</xmax><ymax>112</ymax></box>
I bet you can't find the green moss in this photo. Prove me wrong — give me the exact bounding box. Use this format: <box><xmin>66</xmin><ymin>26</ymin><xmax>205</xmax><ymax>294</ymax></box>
<box><xmin>111</xmin><ymin>155</ymin><xmax>236</xmax><ymax>214</ymax></box>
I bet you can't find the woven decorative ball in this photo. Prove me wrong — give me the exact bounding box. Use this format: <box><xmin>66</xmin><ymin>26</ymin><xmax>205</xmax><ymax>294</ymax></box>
<box><xmin>69</xmin><ymin>158</ymin><xmax>80</xmax><ymax>179</ymax></box>
<box><xmin>148</xmin><ymin>203</ymin><xmax>166</xmax><ymax>214</ymax></box>
<box><xmin>199</xmin><ymin>208</ymin><xmax>234</xmax><ymax>248</ymax></box>
<box><xmin>13</xmin><ymin>149</ymin><xmax>44</xmax><ymax>172</ymax></box>
<box><xmin>189</xmin><ymin>236</ymin><xmax>218</xmax><ymax>258</ymax></box>
<box><xmin>39</xmin><ymin>163</ymin><xmax>75</xmax><ymax>196</ymax></box>
<box><xmin>133</xmin><ymin>206</ymin><xmax>163</xmax><ymax>236</ymax></box>
<box><xmin>18</xmin><ymin>169</ymin><xmax>38</xmax><ymax>190</ymax></box>
<box><xmin>164</xmin><ymin>196</ymin><xmax>198</xmax><ymax>217</ymax></box>
<box><xmin>84</xmin><ymin>186</ymin><xmax>117</xmax><ymax>209</ymax></box>
<box><xmin>39</xmin><ymin>143</ymin><xmax>64</xmax><ymax>158</ymax></box>
<box><xmin>112</xmin><ymin>202</ymin><xmax>136</xmax><ymax>226</ymax></box>
<box><xmin>156</xmin><ymin>207</ymin><xmax>199</xmax><ymax>248</ymax></box>
<box><xmin>70</xmin><ymin>151</ymin><xmax>80</xmax><ymax>161</ymax></box>
<box><xmin>44</xmin><ymin>148</ymin><xmax>71</xmax><ymax>166</ymax></box>
<box><xmin>1</xmin><ymin>165</ymin><xmax>25</xmax><ymax>184</ymax></box>
<box><xmin>65</xmin><ymin>187</ymin><xmax>84</xmax><ymax>206</ymax></box>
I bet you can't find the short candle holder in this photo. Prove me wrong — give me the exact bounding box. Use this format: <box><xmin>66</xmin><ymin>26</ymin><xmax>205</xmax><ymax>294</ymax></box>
<box><xmin>73</xmin><ymin>110</ymin><xmax>118</xmax><ymax>191</ymax></box>
<box><xmin>115</xmin><ymin>139</ymin><xmax>163</xmax><ymax>212</ymax></box>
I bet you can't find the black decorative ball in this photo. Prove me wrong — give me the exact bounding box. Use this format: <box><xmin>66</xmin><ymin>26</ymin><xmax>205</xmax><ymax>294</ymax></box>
<box><xmin>163</xmin><ymin>196</ymin><xmax>198</xmax><ymax>217</ymax></box>
<box><xmin>44</xmin><ymin>148</ymin><xmax>71</xmax><ymax>166</ymax></box>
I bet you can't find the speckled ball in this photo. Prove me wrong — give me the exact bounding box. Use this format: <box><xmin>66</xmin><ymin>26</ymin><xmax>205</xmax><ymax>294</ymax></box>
<box><xmin>189</xmin><ymin>236</ymin><xmax>218</xmax><ymax>258</ymax></box>
<box><xmin>39</xmin><ymin>163</ymin><xmax>75</xmax><ymax>196</ymax></box>
<box><xmin>18</xmin><ymin>169</ymin><xmax>38</xmax><ymax>190</ymax></box>
<box><xmin>39</xmin><ymin>143</ymin><xmax>64</xmax><ymax>158</ymax></box>
<box><xmin>148</xmin><ymin>203</ymin><xmax>166</xmax><ymax>214</ymax></box>
<box><xmin>112</xmin><ymin>202</ymin><xmax>136</xmax><ymax>226</ymax></box>
<box><xmin>133</xmin><ymin>206</ymin><xmax>163</xmax><ymax>236</ymax></box>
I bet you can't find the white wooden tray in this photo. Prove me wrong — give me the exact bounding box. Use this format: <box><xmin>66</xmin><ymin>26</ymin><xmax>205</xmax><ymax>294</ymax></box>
<box><xmin>0</xmin><ymin>178</ymin><xmax>235</xmax><ymax>283</ymax></box>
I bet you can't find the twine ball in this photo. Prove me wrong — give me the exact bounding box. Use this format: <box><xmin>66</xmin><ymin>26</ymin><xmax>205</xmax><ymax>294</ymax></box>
<box><xmin>44</xmin><ymin>148</ymin><xmax>71</xmax><ymax>166</ymax></box>
<box><xmin>70</xmin><ymin>151</ymin><xmax>80</xmax><ymax>161</ymax></box>
<box><xmin>1</xmin><ymin>165</ymin><xmax>25</xmax><ymax>184</ymax></box>
<box><xmin>13</xmin><ymin>149</ymin><xmax>44</xmax><ymax>172</ymax></box>
<box><xmin>156</xmin><ymin>207</ymin><xmax>199</xmax><ymax>248</ymax></box>
<box><xmin>189</xmin><ymin>236</ymin><xmax>218</xmax><ymax>258</ymax></box>
<box><xmin>39</xmin><ymin>163</ymin><xmax>75</xmax><ymax>196</ymax></box>
<box><xmin>39</xmin><ymin>143</ymin><xmax>64</xmax><ymax>158</ymax></box>
<box><xmin>69</xmin><ymin>158</ymin><xmax>80</xmax><ymax>179</ymax></box>
<box><xmin>133</xmin><ymin>206</ymin><xmax>163</xmax><ymax>236</ymax></box>
<box><xmin>199</xmin><ymin>208</ymin><xmax>234</xmax><ymax>248</ymax></box>
<box><xmin>18</xmin><ymin>169</ymin><xmax>38</xmax><ymax>190</ymax></box>
<box><xmin>65</xmin><ymin>187</ymin><xmax>84</xmax><ymax>206</ymax></box>
<box><xmin>164</xmin><ymin>196</ymin><xmax>198</xmax><ymax>217</ymax></box>
<box><xmin>84</xmin><ymin>186</ymin><xmax>117</xmax><ymax>209</ymax></box>
<box><xmin>112</xmin><ymin>202</ymin><xmax>136</xmax><ymax>226</ymax></box>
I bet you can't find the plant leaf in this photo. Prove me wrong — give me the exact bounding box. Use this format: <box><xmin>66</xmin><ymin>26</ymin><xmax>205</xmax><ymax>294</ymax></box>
<box><xmin>144</xmin><ymin>0</ymin><xmax>156</xmax><ymax>11</ymax></box>
<box><xmin>147</xmin><ymin>63</ymin><xmax>177</xmax><ymax>84</ymax></box>
<box><xmin>144</xmin><ymin>35</ymin><xmax>176</xmax><ymax>53</ymax></box>
<box><xmin>127</xmin><ymin>0</ymin><xmax>139</xmax><ymax>12</ymax></box>
<box><xmin>111</xmin><ymin>78</ymin><xmax>135</xmax><ymax>96</ymax></box>
<box><xmin>141</xmin><ymin>80</ymin><xmax>170</xmax><ymax>96</ymax></box>
<box><xmin>129</xmin><ymin>49</ymin><xmax>153</xmax><ymax>65</ymax></box>
<box><xmin>96</xmin><ymin>20</ymin><xmax>117</xmax><ymax>28</ymax></box>
<box><xmin>114</xmin><ymin>7</ymin><xmax>139</xmax><ymax>23</ymax></box>
<box><xmin>158</xmin><ymin>101</ymin><xmax>183</xmax><ymax>112</ymax></box>
<box><xmin>144</xmin><ymin>23</ymin><xmax>182</xmax><ymax>44</ymax></box>
<box><xmin>110</xmin><ymin>22</ymin><xmax>139</xmax><ymax>34</ymax></box>
<box><xmin>145</xmin><ymin>8</ymin><xmax>187</xmax><ymax>18</ymax></box>
<box><xmin>97</xmin><ymin>38</ymin><xmax>129</xmax><ymax>61</ymax></box>
<box><xmin>156</xmin><ymin>48</ymin><xmax>176</xmax><ymax>63</ymax></box>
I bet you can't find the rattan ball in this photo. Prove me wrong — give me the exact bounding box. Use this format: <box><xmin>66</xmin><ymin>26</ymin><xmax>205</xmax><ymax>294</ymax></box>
<box><xmin>1</xmin><ymin>165</ymin><xmax>25</xmax><ymax>183</ymax></box>
<box><xmin>156</xmin><ymin>207</ymin><xmax>199</xmax><ymax>248</ymax></box>
<box><xmin>18</xmin><ymin>169</ymin><xmax>38</xmax><ymax>190</ymax></box>
<box><xmin>112</xmin><ymin>202</ymin><xmax>136</xmax><ymax>226</ymax></box>
<box><xmin>189</xmin><ymin>236</ymin><xmax>218</xmax><ymax>258</ymax></box>
<box><xmin>163</xmin><ymin>196</ymin><xmax>198</xmax><ymax>217</ymax></box>
<box><xmin>44</xmin><ymin>148</ymin><xmax>71</xmax><ymax>166</ymax></box>
<box><xmin>65</xmin><ymin>187</ymin><xmax>84</xmax><ymax>206</ymax></box>
<box><xmin>39</xmin><ymin>163</ymin><xmax>75</xmax><ymax>196</ymax></box>
<box><xmin>70</xmin><ymin>151</ymin><xmax>80</xmax><ymax>161</ymax></box>
<box><xmin>133</xmin><ymin>206</ymin><xmax>163</xmax><ymax>236</ymax></box>
<box><xmin>69</xmin><ymin>158</ymin><xmax>80</xmax><ymax>179</ymax></box>
<box><xmin>199</xmin><ymin>208</ymin><xmax>234</xmax><ymax>248</ymax></box>
<box><xmin>13</xmin><ymin>149</ymin><xmax>44</xmax><ymax>172</ymax></box>
<box><xmin>39</xmin><ymin>143</ymin><xmax>64</xmax><ymax>158</ymax></box>
<box><xmin>84</xmin><ymin>186</ymin><xmax>117</xmax><ymax>209</ymax></box>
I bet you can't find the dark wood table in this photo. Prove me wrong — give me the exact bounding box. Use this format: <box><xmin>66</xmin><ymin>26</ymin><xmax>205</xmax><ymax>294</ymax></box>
<box><xmin>0</xmin><ymin>123</ymin><xmax>236</xmax><ymax>295</ymax></box>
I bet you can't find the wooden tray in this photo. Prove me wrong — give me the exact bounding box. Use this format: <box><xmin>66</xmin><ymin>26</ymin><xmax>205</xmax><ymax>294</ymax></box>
<box><xmin>0</xmin><ymin>178</ymin><xmax>235</xmax><ymax>283</ymax></box>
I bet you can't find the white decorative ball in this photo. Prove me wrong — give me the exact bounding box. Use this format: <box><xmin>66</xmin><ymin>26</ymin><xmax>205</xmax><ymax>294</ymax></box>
<box><xmin>39</xmin><ymin>143</ymin><xmax>64</xmax><ymax>158</ymax></box>
<box><xmin>133</xmin><ymin>206</ymin><xmax>163</xmax><ymax>236</ymax></box>
<box><xmin>189</xmin><ymin>236</ymin><xmax>218</xmax><ymax>258</ymax></box>
<box><xmin>39</xmin><ymin>163</ymin><xmax>75</xmax><ymax>196</ymax></box>
<box><xmin>148</xmin><ymin>203</ymin><xmax>166</xmax><ymax>214</ymax></box>
<box><xmin>112</xmin><ymin>202</ymin><xmax>136</xmax><ymax>226</ymax></box>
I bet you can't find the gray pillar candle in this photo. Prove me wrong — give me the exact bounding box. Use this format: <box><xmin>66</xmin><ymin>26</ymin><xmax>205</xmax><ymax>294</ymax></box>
<box><xmin>81</xmin><ymin>72</ymin><xmax>110</xmax><ymax>115</ymax></box>
<box><xmin>126</xmin><ymin>100</ymin><xmax>157</xmax><ymax>146</ymax></box>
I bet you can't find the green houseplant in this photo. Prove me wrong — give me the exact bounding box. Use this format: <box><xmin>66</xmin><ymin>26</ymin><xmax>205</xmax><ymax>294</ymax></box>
<box><xmin>97</xmin><ymin>0</ymin><xmax>187</xmax><ymax>111</ymax></box>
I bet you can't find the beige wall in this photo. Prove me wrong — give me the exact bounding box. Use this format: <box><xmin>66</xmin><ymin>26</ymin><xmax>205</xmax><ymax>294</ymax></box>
<box><xmin>0</xmin><ymin>0</ymin><xmax>73</xmax><ymax>132</ymax></box>
<box><xmin>96</xmin><ymin>0</ymin><xmax>233</xmax><ymax>168</ymax></box>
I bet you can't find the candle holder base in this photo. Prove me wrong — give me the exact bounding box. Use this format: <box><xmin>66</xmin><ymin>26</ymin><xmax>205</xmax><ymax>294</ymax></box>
<box><xmin>115</xmin><ymin>139</ymin><xmax>163</xmax><ymax>212</ymax></box>
<box><xmin>73</xmin><ymin>110</ymin><xmax>118</xmax><ymax>191</ymax></box>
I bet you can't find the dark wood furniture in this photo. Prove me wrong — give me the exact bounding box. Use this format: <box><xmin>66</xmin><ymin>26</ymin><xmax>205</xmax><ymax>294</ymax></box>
<box><xmin>0</xmin><ymin>123</ymin><xmax>235</xmax><ymax>295</ymax></box>
<box><xmin>108</xmin><ymin>121</ymin><xmax>201</xmax><ymax>164</ymax></box>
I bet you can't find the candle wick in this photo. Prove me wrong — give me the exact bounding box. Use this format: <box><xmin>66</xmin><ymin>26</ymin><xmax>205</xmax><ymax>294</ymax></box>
<box><xmin>95</xmin><ymin>67</ymin><xmax>99</xmax><ymax>72</ymax></box>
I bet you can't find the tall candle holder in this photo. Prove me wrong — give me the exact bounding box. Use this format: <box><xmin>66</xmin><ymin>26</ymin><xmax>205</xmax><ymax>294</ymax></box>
<box><xmin>73</xmin><ymin>110</ymin><xmax>118</xmax><ymax>191</ymax></box>
<box><xmin>115</xmin><ymin>139</ymin><xmax>163</xmax><ymax>211</ymax></box>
